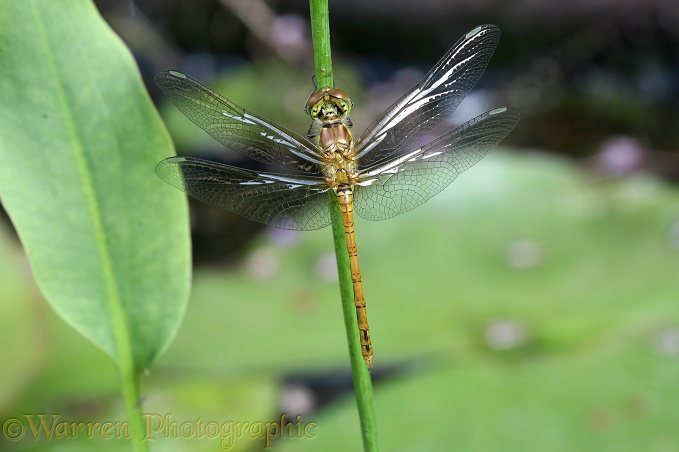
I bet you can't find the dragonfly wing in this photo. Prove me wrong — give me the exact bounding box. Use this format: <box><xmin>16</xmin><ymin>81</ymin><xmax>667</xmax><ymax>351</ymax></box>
<box><xmin>354</xmin><ymin>107</ymin><xmax>519</xmax><ymax>221</ymax></box>
<box><xmin>155</xmin><ymin>71</ymin><xmax>324</xmax><ymax>173</ymax></box>
<box><xmin>354</xmin><ymin>24</ymin><xmax>501</xmax><ymax>169</ymax></box>
<box><xmin>156</xmin><ymin>156</ymin><xmax>332</xmax><ymax>230</ymax></box>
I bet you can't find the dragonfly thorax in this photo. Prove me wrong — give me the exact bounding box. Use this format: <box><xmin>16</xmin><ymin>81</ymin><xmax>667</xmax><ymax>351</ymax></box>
<box><xmin>316</xmin><ymin>113</ymin><xmax>358</xmax><ymax>188</ymax></box>
<box><xmin>324</xmin><ymin>151</ymin><xmax>358</xmax><ymax>187</ymax></box>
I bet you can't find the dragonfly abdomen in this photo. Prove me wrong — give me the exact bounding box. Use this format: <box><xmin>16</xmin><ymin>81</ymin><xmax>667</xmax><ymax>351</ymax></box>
<box><xmin>336</xmin><ymin>186</ymin><xmax>373</xmax><ymax>369</ymax></box>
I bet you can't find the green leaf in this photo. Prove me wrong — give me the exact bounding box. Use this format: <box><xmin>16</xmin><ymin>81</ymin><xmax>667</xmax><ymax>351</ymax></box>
<box><xmin>0</xmin><ymin>0</ymin><xmax>191</xmax><ymax>371</ymax></box>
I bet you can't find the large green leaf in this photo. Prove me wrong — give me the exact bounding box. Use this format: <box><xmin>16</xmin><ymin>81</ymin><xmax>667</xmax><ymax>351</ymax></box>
<box><xmin>0</xmin><ymin>0</ymin><xmax>191</xmax><ymax>370</ymax></box>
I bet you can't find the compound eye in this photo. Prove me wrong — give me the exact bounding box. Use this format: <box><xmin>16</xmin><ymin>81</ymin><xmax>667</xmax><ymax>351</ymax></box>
<box><xmin>327</xmin><ymin>88</ymin><xmax>350</xmax><ymax>100</ymax></box>
<box><xmin>306</xmin><ymin>90</ymin><xmax>324</xmax><ymax>111</ymax></box>
<box><xmin>327</xmin><ymin>89</ymin><xmax>352</xmax><ymax>114</ymax></box>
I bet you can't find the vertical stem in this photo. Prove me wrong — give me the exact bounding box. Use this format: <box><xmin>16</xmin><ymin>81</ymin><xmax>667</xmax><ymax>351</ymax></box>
<box><xmin>309</xmin><ymin>0</ymin><xmax>334</xmax><ymax>88</ymax></box>
<box><xmin>329</xmin><ymin>195</ymin><xmax>379</xmax><ymax>451</ymax></box>
<box><xmin>309</xmin><ymin>0</ymin><xmax>379</xmax><ymax>450</ymax></box>
<box><xmin>120</xmin><ymin>368</ymin><xmax>146</xmax><ymax>451</ymax></box>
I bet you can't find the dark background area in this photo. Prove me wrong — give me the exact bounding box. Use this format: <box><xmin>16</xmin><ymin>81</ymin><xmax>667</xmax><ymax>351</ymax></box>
<box><xmin>95</xmin><ymin>0</ymin><xmax>679</xmax><ymax>157</ymax></box>
<box><xmin>86</xmin><ymin>0</ymin><xmax>679</xmax><ymax>263</ymax></box>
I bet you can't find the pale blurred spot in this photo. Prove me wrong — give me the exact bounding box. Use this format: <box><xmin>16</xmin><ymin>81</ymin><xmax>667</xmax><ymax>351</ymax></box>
<box><xmin>595</xmin><ymin>136</ymin><xmax>645</xmax><ymax>174</ymax></box>
<box><xmin>288</xmin><ymin>288</ymin><xmax>318</xmax><ymax>319</ymax></box>
<box><xmin>267</xmin><ymin>227</ymin><xmax>301</xmax><ymax>247</ymax></box>
<box><xmin>626</xmin><ymin>396</ymin><xmax>648</xmax><ymax>418</ymax></box>
<box><xmin>652</xmin><ymin>328</ymin><xmax>679</xmax><ymax>357</ymax></box>
<box><xmin>279</xmin><ymin>384</ymin><xmax>315</xmax><ymax>418</ymax></box>
<box><xmin>506</xmin><ymin>239</ymin><xmax>542</xmax><ymax>269</ymax></box>
<box><xmin>484</xmin><ymin>319</ymin><xmax>528</xmax><ymax>350</ymax></box>
<box><xmin>315</xmin><ymin>252</ymin><xmax>338</xmax><ymax>282</ymax></box>
<box><xmin>668</xmin><ymin>221</ymin><xmax>679</xmax><ymax>250</ymax></box>
<box><xmin>449</xmin><ymin>90</ymin><xmax>493</xmax><ymax>125</ymax></box>
<box><xmin>588</xmin><ymin>407</ymin><xmax>616</xmax><ymax>431</ymax></box>
<box><xmin>245</xmin><ymin>247</ymin><xmax>280</xmax><ymax>279</ymax></box>
<box><xmin>272</xmin><ymin>14</ymin><xmax>307</xmax><ymax>48</ymax></box>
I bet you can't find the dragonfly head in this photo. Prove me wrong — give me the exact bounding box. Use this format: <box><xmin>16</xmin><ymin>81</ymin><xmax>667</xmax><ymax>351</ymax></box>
<box><xmin>306</xmin><ymin>87</ymin><xmax>353</xmax><ymax>121</ymax></box>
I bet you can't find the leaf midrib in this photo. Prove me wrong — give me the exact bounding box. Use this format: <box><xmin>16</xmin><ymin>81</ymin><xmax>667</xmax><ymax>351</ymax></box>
<box><xmin>32</xmin><ymin>0</ymin><xmax>133</xmax><ymax>369</ymax></box>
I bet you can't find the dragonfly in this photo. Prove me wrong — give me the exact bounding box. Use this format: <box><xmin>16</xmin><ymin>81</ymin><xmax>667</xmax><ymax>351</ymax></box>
<box><xmin>154</xmin><ymin>24</ymin><xmax>520</xmax><ymax>369</ymax></box>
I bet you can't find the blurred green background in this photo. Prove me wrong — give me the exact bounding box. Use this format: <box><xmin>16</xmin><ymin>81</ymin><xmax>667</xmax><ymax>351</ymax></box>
<box><xmin>2</xmin><ymin>0</ymin><xmax>679</xmax><ymax>450</ymax></box>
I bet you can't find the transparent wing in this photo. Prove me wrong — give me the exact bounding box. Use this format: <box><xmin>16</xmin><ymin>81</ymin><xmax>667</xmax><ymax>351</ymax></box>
<box><xmin>354</xmin><ymin>24</ymin><xmax>501</xmax><ymax>169</ymax></box>
<box><xmin>155</xmin><ymin>71</ymin><xmax>324</xmax><ymax>173</ymax></box>
<box><xmin>354</xmin><ymin>107</ymin><xmax>520</xmax><ymax>221</ymax></box>
<box><xmin>156</xmin><ymin>156</ymin><xmax>332</xmax><ymax>230</ymax></box>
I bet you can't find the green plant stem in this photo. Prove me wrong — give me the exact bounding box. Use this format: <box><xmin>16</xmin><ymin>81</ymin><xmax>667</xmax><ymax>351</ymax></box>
<box><xmin>309</xmin><ymin>0</ymin><xmax>333</xmax><ymax>88</ymax></box>
<box><xmin>309</xmin><ymin>0</ymin><xmax>379</xmax><ymax>450</ymax></box>
<box><xmin>120</xmin><ymin>368</ymin><xmax>147</xmax><ymax>451</ymax></box>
